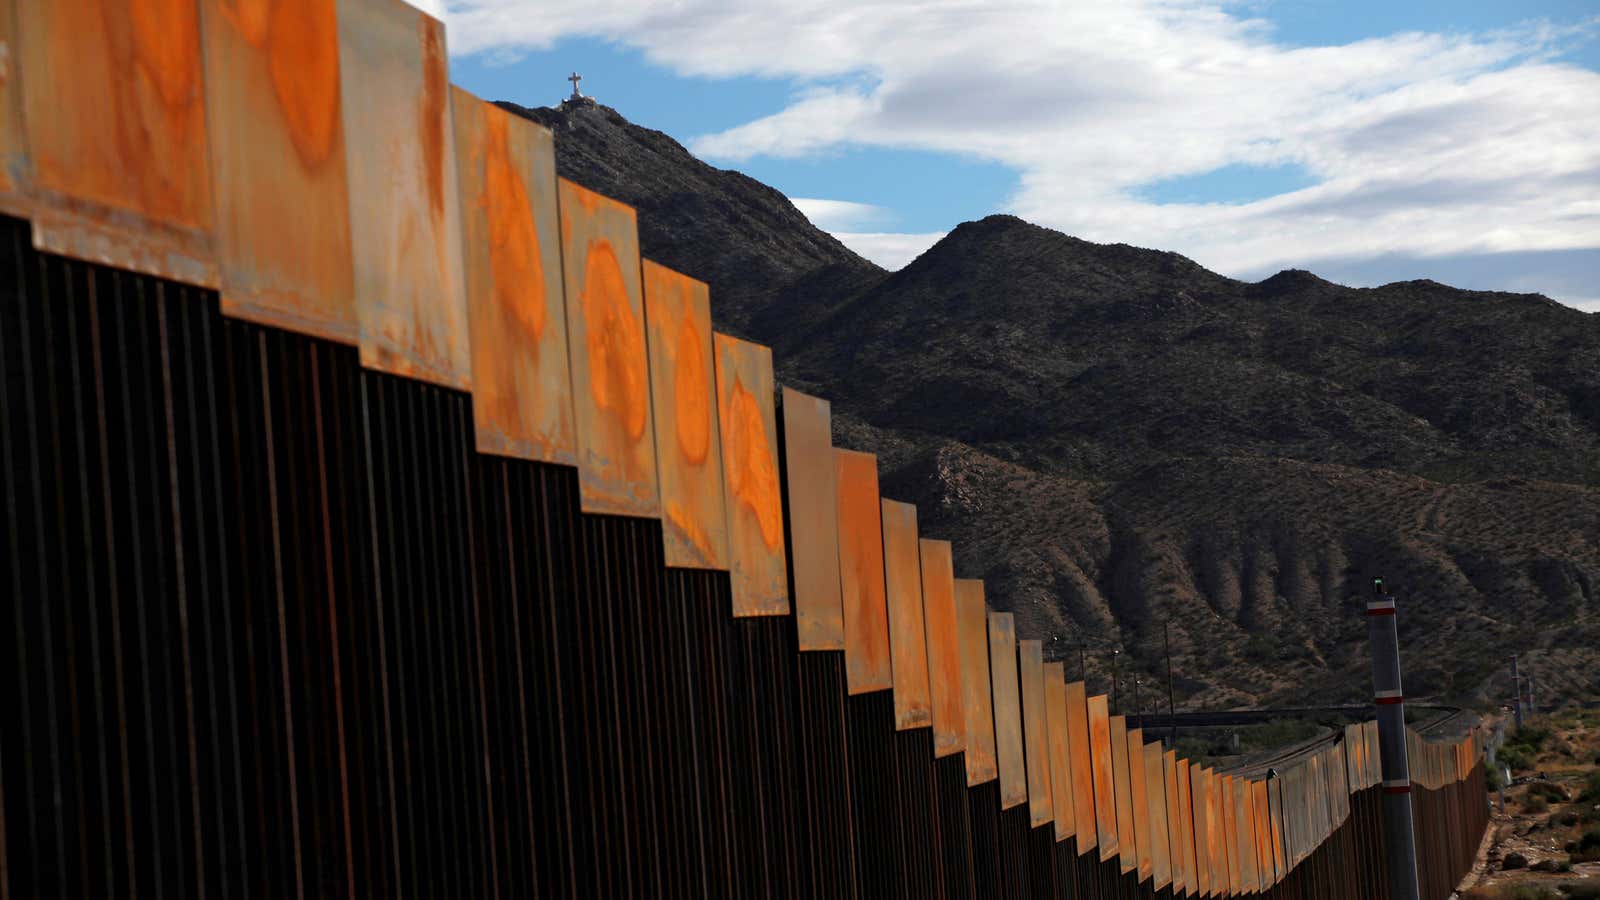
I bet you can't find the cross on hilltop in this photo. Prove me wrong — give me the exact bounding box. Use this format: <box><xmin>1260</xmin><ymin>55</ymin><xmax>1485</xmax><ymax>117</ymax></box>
<box><xmin>567</xmin><ymin>72</ymin><xmax>582</xmax><ymax>100</ymax></box>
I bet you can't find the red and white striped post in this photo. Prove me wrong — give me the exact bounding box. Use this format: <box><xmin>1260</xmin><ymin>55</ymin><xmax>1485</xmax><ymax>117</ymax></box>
<box><xmin>1368</xmin><ymin>577</ymin><xmax>1421</xmax><ymax>900</ymax></box>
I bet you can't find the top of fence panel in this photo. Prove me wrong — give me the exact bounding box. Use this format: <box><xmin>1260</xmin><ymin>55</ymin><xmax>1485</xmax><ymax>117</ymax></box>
<box><xmin>781</xmin><ymin>388</ymin><xmax>844</xmax><ymax>650</ymax></box>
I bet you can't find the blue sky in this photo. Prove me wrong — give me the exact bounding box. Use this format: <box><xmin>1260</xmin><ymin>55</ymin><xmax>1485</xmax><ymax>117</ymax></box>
<box><xmin>438</xmin><ymin>0</ymin><xmax>1600</xmax><ymax>309</ymax></box>
<box><xmin>451</xmin><ymin>43</ymin><xmax>1020</xmax><ymax>233</ymax></box>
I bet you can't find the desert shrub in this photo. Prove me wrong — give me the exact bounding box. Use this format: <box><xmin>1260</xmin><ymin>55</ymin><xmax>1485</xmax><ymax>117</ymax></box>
<box><xmin>1526</xmin><ymin>794</ymin><xmax>1549</xmax><ymax>813</ymax></box>
<box><xmin>1530</xmin><ymin>782</ymin><xmax>1569</xmax><ymax>803</ymax></box>
<box><xmin>1486</xmin><ymin>761</ymin><xmax>1506</xmax><ymax>790</ymax></box>
<box><xmin>1243</xmin><ymin>634</ymin><xmax>1276</xmax><ymax>664</ymax></box>
<box><xmin>1578</xmin><ymin>771</ymin><xmax>1600</xmax><ymax>804</ymax></box>
<box><xmin>1561</xmin><ymin>882</ymin><xmax>1600</xmax><ymax>899</ymax></box>
<box><xmin>1500</xmin><ymin>744</ymin><xmax>1534</xmax><ymax>772</ymax></box>
<box><xmin>1502</xmin><ymin>884</ymin><xmax>1558</xmax><ymax>900</ymax></box>
<box><xmin>1505</xmin><ymin>723</ymin><xmax>1551</xmax><ymax>757</ymax></box>
<box><xmin>1571</xmin><ymin>827</ymin><xmax>1600</xmax><ymax>863</ymax></box>
<box><xmin>1504</xmin><ymin>850</ymin><xmax>1529</xmax><ymax>869</ymax></box>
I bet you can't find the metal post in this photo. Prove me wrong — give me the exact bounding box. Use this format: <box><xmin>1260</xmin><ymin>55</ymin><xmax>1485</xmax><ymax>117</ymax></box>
<box><xmin>1526</xmin><ymin>676</ymin><xmax>1535</xmax><ymax>716</ymax></box>
<box><xmin>1164</xmin><ymin>622</ymin><xmax>1177</xmax><ymax>749</ymax></box>
<box><xmin>1134</xmin><ymin>676</ymin><xmax>1143</xmax><ymax>719</ymax></box>
<box><xmin>1511</xmin><ymin>656</ymin><xmax>1523</xmax><ymax>728</ymax></box>
<box><xmin>1112</xmin><ymin>647</ymin><xmax>1121</xmax><ymax>715</ymax></box>
<box><xmin>1368</xmin><ymin>577</ymin><xmax>1421</xmax><ymax>900</ymax></box>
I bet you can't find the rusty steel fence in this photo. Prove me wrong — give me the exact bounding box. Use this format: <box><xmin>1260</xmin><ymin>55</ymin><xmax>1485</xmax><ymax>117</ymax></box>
<box><xmin>1</xmin><ymin>1</ymin><xmax>1491</xmax><ymax>897</ymax></box>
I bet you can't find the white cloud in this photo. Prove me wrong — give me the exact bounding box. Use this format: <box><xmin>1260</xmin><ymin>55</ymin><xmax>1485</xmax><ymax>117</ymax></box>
<box><xmin>829</xmin><ymin>231</ymin><xmax>948</xmax><ymax>270</ymax></box>
<box><xmin>436</xmin><ymin>0</ymin><xmax>1600</xmax><ymax>296</ymax></box>
<box><xmin>789</xmin><ymin>197</ymin><xmax>893</xmax><ymax>232</ymax></box>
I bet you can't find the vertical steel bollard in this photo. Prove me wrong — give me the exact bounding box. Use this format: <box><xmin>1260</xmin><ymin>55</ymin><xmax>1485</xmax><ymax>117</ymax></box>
<box><xmin>1368</xmin><ymin>578</ymin><xmax>1421</xmax><ymax>900</ymax></box>
<box><xmin>1511</xmin><ymin>655</ymin><xmax>1523</xmax><ymax>728</ymax></box>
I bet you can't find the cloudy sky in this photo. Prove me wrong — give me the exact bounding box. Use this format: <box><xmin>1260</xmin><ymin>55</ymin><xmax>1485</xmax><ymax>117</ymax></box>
<box><xmin>429</xmin><ymin>0</ymin><xmax>1599</xmax><ymax>311</ymax></box>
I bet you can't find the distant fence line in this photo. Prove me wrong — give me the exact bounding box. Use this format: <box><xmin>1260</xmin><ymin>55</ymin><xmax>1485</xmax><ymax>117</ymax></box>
<box><xmin>0</xmin><ymin>1</ymin><xmax>1487</xmax><ymax>897</ymax></box>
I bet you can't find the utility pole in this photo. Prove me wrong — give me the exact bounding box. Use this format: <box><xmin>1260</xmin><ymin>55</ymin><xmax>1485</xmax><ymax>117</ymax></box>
<box><xmin>1111</xmin><ymin>647</ymin><xmax>1121</xmax><ymax>715</ymax></box>
<box><xmin>1368</xmin><ymin>577</ymin><xmax>1421</xmax><ymax>900</ymax></box>
<box><xmin>1526</xmin><ymin>675</ymin><xmax>1535</xmax><ymax>716</ymax></box>
<box><xmin>1164</xmin><ymin>621</ymin><xmax>1178</xmax><ymax>749</ymax></box>
<box><xmin>1134</xmin><ymin>676</ymin><xmax>1144</xmax><ymax>721</ymax></box>
<box><xmin>1511</xmin><ymin>655</ymin><xmax>1523</xmax><ymax>728</ymax></box>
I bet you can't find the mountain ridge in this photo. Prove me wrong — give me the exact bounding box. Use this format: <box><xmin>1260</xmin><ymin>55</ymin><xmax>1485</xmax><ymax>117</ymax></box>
<box><xmin>506</xmin><ymin>99</ymin><xmax>1600</xmax><ymax>711</ymax></box>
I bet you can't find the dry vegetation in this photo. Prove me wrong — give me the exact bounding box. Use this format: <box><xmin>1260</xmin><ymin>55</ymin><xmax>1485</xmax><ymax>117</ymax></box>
<box><xmin>1461</xmin><ymin>711</ymin><xmax>1600</xmax><ymax>898</ymax></box>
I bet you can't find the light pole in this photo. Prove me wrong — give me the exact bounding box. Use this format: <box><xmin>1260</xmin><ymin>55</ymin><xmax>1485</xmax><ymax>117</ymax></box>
<box><xmin>1164</xmin><ymin>621</ymin><xmax>1178</xmax><ymax>748</ymax></box>
<box><xmin>1112</xmin><ymin>647</ymin><xmax>1122</xmax><ymax>715</ymax></box>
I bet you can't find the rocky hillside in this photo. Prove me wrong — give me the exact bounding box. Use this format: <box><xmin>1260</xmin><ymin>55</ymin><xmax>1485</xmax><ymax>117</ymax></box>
<box><xmin>511</xmin><ymin>100</ymin><xmax>1600</xmax><ymax>712</ymax></box>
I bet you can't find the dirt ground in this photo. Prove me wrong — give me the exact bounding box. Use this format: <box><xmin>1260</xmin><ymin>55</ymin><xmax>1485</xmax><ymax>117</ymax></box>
<box><xmin>1455</xmin><ymin>709</ymin><xmax>1600</xmax><ymax>899</ymax></box>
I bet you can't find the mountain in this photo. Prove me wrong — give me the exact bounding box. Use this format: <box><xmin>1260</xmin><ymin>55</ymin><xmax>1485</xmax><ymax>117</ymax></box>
<box><xmin>508</xmin><ymin>99</ymin><xmax>1600</xmax><ymax>712</ymax></box>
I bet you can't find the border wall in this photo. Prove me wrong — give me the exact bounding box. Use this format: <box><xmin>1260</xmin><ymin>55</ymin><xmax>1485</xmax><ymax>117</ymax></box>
<box><xmin>0</xmin><ymin>1</ymin><xmax>1488</xmax><ymax>897</ymax></box>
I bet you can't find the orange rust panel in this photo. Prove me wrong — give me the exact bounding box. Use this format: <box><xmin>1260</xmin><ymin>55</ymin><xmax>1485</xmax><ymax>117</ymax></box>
<box><xmin>1129</xmin><ymin>728</ymin><xmax>1152</xmax><ymax>881</ymax></box>
<box><xmin>1253</xmin><ymin>778</ymin><xmax>1273</xmax><ymax>887</ymax></box>
<box><xmin>1111</xmin><ymin>716</ymin><xmax>1136</xmax><ymax>873</ymax></box>
<box><xmin>1270</xmin><ymin>777</ymin><xmax>1286</xmax><ymax>885</ymax></box>
<box><xmin>1171</xmin><ymin>746</ymin><xmax>1184</xmax><ymax>883</ymax></box>
<box><xmin>1209</xmin><ymin>770</ymin><xmax>1226</xmax><ymax>896</ymax></box>
<box><xmin>1066</xmin><ymin>681</ymin><xmax>1097</xmax><ymax>855</ymax></box>
<box><xmin>1146</xmin><ymin>742</ymin><xmax>1171</xmax><ymax>890</ymax></box>
<box><xmin>559</xmin><ymin>179</ymin><xmax>659</xmax><ymax>516</ymax></box>
<box><xmin>1179</xmin><ymin>758</ymin><xmax>1197</xmax><ymax>895</ymax></box>
<box><xmin>920</xmin><ymin>539</ymin><xmax>963</xmax><ymax>756</ymax></box>
<box><xmin>641</xmin><ymin>260</ymin><xmax>725</xmax><ymax>566</ymax></box>
<box><xmin>956</xmin><ymin>579</ymin><xmax>996</xmax><ymax>785</ymax></box>
<box><xmin>1208</xmin><ymin>767</ymin><xmax>1224</xmax><ymax>897</ymax></box>
<box><xmin>1019</xmin><ymin>639</ymin><xmax>1052</xmax><ymax>827</ymax></box>
<box><xmin>881</xmin><ymin>499</ymin><xmax>930</xmax><ymax>727</ymax></box>
<box><xmin>0</xmin><ymin>0</ymin><xmax>28</xmax><ymax>215</ymax></box>
<box><xmin>1332</xmin><ymin>743</ymin><xmax>1350</xmax><ymax>824</ymax></box>
<box><xmin>838</xmin><ymin>449</ymin><xmax>890</xmax><ymax>693</ymax></box>
<box><xmin>782</xmin><ymin>388</ymin><xmax>843</xmax><ymax>650</ymax></box>
<box><xmin>716</xmin><ymin>333</ymin><xmax>788</xmax><ymax>615</ymax></box>
<box><xmin>1222</xmin><ymin>774</ymin><xmax>1240</xmax><ymax>896</ymax></box>
<box><xmin>453</xmin><ymin>89</ymin><xmax>577</xmax><ymax>463</ymax></box>
<box><xmin>1191</xmin><ymin>765</ymin><xmax>1209</xmax><ymax>896</ymax></box>
<box><xmin>1282</xmin><ymin>763</ymin><xmax>1296</xmax><ymax>870</ymax></box>
<box><xmin>339</xmin><ymin>0</ymin><xmax>470</xmax><ymax>388</ymax></box>
<box><xmin>202</xmin><ymin>0</ymin><xmax>356</xmax><ymax>342</ymax></box>
<box><xmin>17</xmin><ymin>0</ymin><xmax>216</xmax><ymax>286</ymax></box>
<box><xmin>1344</xmin><ymin>724</ymin><xmax>1363</xmax><ymax>793</ymax></box>
<box><xmin>1367</xmin><ymin>721</ymin><xmax>1380</xmax><ymax>791</ymax></box>
<box><xmin>990</xmin><ymin>612</ymin><xmax>1026</xmax><ymax>810</ymax></box>
<box><xmin>1241</xmin><ymin>777</ymin><xmax>1261</xmax><ymax>892</ymax></box>
<box><xmin>1308</xmin><ymin>752</ymin><xmax>1325</xmax><ymax>846</ymax></box>
<box><xmin>1088</xmin><ymin>694</ymin><xmax>1118</xmax><ymax>861</ymax></box>
<box><xmin>1045</xmin><ymin>663</ymin><xmax>1074</xmax><ymax>841</ymax></box>
<box><xmin>1209</xmin><ymin>771</ymin><xmax>1224</xmax><ymax>895</ymax></box>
